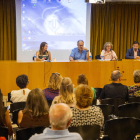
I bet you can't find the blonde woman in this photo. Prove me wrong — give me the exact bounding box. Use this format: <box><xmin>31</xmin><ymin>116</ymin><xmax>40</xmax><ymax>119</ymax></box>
<box><xmin>101</xmin><ymin>42</ymin><xmax>117</xmax><ymax>60</ymax></box>
<box><xmin>36</xmin><ymin>42</ymin><xmax>51</xmax><ymax>61</ymax></box>
<box><xmin>43</xmin><ymin>73</ymin><xmax>63</xmax><ymax>100</ymax></box>
<box><xmin>52</xmin><ymin>77</ymin><xmax>76</xmax><ymax>107</ymax></box>
<box><xmin>18</xmin><ymin>88</ymin><xmax>50</xmax><ymax>128</ymax></box>
<box><xmin>70</xmin><ymin>84</ymin><xmax>104</xmax><ymax>128</ymax></box>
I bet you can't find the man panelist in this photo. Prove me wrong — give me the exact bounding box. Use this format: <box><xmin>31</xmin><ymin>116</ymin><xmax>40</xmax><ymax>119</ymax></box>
<box><xmin>69</xmin><ymin>40</ymin><xmax>89</xmax><ymax>61</ymax></box>
<box><xmin>125</xmin><ymin>41</ymin><xmax>140</xmax><ymax>59</ymax></box>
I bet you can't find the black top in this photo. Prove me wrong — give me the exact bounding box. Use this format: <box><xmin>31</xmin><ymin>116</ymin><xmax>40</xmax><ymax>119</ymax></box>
<box><xmin>99</xmin><ymin>83</ymin><xmax>129</xmax><ymax>101</ymax></box>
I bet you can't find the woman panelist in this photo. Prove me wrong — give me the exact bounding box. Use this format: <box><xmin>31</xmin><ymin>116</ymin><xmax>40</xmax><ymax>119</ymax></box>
<box><xmin>101</xmin><ymin>42</ymin><xmax>117</xmax><ymax>60</ymax></box>
<box><xmin>36</xmin><ymin>42</ymin><xmax>51</xmax><ymax>61</ymax></box>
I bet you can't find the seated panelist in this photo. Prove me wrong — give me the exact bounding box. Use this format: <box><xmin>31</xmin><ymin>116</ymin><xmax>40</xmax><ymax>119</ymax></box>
<box><xmin>101</xmin><ymin>42</ymin><xmax>117</xmax><ymax>60</ymax></box>
<box><xmin>69</xmin><ymin>40</ymin><xmax>89</xmax><ymax>61</ymax></box>
<box><xmin>36</xmin><ymin>42</ymin><xmax>51</xmax><ymax>61</ymax></box>
<box><xmin>125</xmin><ymin>41</ymin><xmax>140</xmax><ymax>59</ymax></box>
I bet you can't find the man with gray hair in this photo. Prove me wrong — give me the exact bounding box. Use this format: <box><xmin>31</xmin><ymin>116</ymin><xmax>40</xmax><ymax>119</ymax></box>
<box><xmin>29</xmin><ymin>103</ymin><xmax>82</xmax><ymax>140</ymax></box>
<box><xmin>99</xmin><ymin>70</ymin><xmax>128</xmax><ymax>101</ymax></box>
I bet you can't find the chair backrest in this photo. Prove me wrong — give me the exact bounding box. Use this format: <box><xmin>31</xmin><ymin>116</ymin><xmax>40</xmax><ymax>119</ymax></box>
<box><xmin>95</xmin><ymin>55</ymin><xmax>101</xmax><ymax>59</ymax></box>
<box><xmin>47</xmin><ymin>100</ymin><xmax>52</xmax><ymax>107</ymax></box>
<box><xmin>94</xmin><ymin>88</ymin><xmax>102</xmax><ymax>99</ymax></box>
<box><xmin>10</xmin><ymin>102</ymin><xmax>26</xmax><ymax>113</ymax></box>
<box><xmin>101</xmin><ymin>98</ymin><xmax>125</xmax><ymax>116</ymax></box>
<box><xmin>16</xmin><ymin>126</ymin><xmax>46</xmax><ymax>140</ymax></box>
<box><xmin>68</xmin><ymin>125</ymin><xmax>100</xmax><ymax>140</ymax></box>
<box><xmin>97</xmin><ymin>104</ymin><xmax>114</xmax><ymax>124</ymax></box>
<box><xmin>0</xmin><ymin>127</ymin><xmax>8</xmax><ymax>140</ymax></box>
<box><xmin>12</xmin><ymin>109</ymin><xmax>20</xmax><ymax>125</ymax></box>
<box><xmin>104</xmin><ymin>118</ymin><xmax>139</xmax><ymax>140</ymax></box>
<box><xmin>8</xmin><ymin>92</ymin><xmax>13</xmax><ymax>103</ymax></box>
<box><xmin>118</xmin><ymin>103</ymin><xmax>140</xmax><ymax>119</ymax></box>
<box><xmin>128</xmin><ymin>97</ymin><xmax>140</xmax><ymax>103</ymax></box>
<box><xmin>92</xmin><ymin>99</ymin><xmax>97</xmax><ymax>105</ymax></box>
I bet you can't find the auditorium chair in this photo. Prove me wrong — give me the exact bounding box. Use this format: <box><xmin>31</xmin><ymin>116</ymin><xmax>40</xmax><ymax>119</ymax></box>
<box><xmin>95</xmin><ymin>55</ymin><xmax>101</xmax><ymax>59</ymax></box>
<box><xmin>0</xmin><ymin>126</ymin><xmax>8</xmax><ymax>140</ymax></box>
<box><xmin>10</xmin><ymin>102</ymin><xmax>26</xmax><ymax>113</ymax></box>
<box><xmin>8</xmin><ymin>92</ymin><xmax>13</xmax><ymax>103</ymax></box>
<box><xmin>128</xmin><ymin>96</ymin><xmax>140</xmax><ymax>103</ymax></box>
<box><xmin>97</xmin><ymin>104</ymin><xmax>114</xmax><ymax>124</ymax></box>
<box><xmin>104</xmin><ymin>118</ymin><xmax>140</xmax><ymax>140</ymax></box>
<box><xmin>16</xmin><ymin>126</ymin><xmax>46</xmax><ymax>140</ymax></box>
<box><xmin>68</xmin><ymin>125</ymin><xmax>100</xmax><ymax>140</ymax></box>
<box><xmin>101</xmin><ymin>98</ymin><xmax>125</xmax><ymax>116</ymax></box>
<box><xmin>12</xmin><ymin>109</ymin><xmax>20</xmax><ymax>125</ymax></box>
<box><xmin>118</xmin><ymin>103</ymin><xmax>140</xmax><ymax>119</ymax></box>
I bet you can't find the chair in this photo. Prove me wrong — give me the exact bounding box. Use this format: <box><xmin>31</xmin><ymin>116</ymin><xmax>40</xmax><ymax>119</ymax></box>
<box><xmin>95</xmin><ymin>55</ymin><xmax>101</xmax><ymax>59</ymax></box>
<box><xmin>92</xmin><ymin>99</ymin><xmax>97</xmax><ymax>105</ymax></box>
<box><xmin>10</xmin><ymin>102</ymin><xmax>26</xmax><ymax>113</ymax></box>
<box><xmin>16</xmin><ymin>126</ymin><xmax>46</xmax><ymax>140</ymax></box>
<box><xmin>128</xmin><ymin>97</ymin><xmax>140</xmax><ymax>103</ymax></box>
<box><xmin>68</xmin><ymin>125</ymin><xmax>100</xmax><ymax>140</ymax></box>
<box><xmin>8</xmin><ymin>92</ymin><xmax>13</xmax><ymax>103</ymax></box>
<box><xmin>47</xmin><ymin>100</ymin><xmax>52</xmax><ymax>107</ymax></box>
<box><xmin>12</xmin><ymin>109</ymin><xmax>20</xmax><ymax>125</ymax></box>
<box><xmin>97</xmin><ymin>104</ymin><xmax>114</xmax><ymax>124</ymax></box>
<box><xmin>118</xmin><ymin>103</ymin><xmax>140</xmax><ymax>119</ymax></box>
<box><xmin>104</xmin><ymin>118</ymin><xmax>140</xmax><ymax>140</ymax></box>
<box><xmin>101</xmin><ymin>98</ymin><xmax>125</xmax><ymax>116</ymax></box>
<box><xmin>94</xmin><ymin>88</ymin><xmax>102</xmax><ymax>99</ymax></box>
<box><xmin>0</xmin><ymin>126</ymin><xmax>8</xmax><ymax>140</ymax></box>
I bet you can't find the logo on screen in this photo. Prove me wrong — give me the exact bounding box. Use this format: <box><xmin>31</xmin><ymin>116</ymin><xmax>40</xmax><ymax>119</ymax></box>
<box><xmin>31</xmin><ymin>0</ymin><xmax>37</xmax><ymax>3</ymax></box>
<box><xmin>57</xmin><ymin>0</ymin><xmax>62</xmax><ymax>2</ymax></box>
<box><xmin>23</xmin><ymin>37</ymin><xmax>26</xmax><ymax>40</ymax></box>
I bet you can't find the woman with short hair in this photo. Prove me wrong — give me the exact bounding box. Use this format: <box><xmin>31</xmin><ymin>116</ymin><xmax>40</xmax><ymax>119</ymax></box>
<box><xmin>70</xmin><ymin>84</ymin><xmax>104</xmax><ymax>128</ymax></box>
<box><xmin>52</xmin><ymin>77</ymin><xmax>76</xmax><ymax>107</ymax></box>
<box><xmin>100</xmin><ymin>42</ymin><xmax>117</xmax><ymax>60</ymax></box>
<box><xmin>76</xmin><ymin>74</ymin><xmax>96</xmax><ymax>99</ymax></box>
<box><xmin>18</xmin><ymin>88</ymin><xmax>50</xmax><ymax>128</ymax></box>
<box><xmin>36</xmin><ymin>42</ymin><xmax>51</xmax><ymax>61</ymax></box>
<box><xmin>128</xmin><ymin>70</ymin><xmax>140</xmax><ymax>97</ymax></box>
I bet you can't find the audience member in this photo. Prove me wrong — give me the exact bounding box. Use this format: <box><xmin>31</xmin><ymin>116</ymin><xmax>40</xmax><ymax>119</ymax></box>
<box><xmin>43</xmin><ymin>73</ymin><xmax>62</xmax><ymax>100</ymax></box>
<box><xmin>76</xmin><ymin>74</ymin><xmax>96</xmax><ymax>99</ymax></box>
<box><xmin>101</xmin><ymin>42</ymin><xmax>117</xmax><ymax>60</ymax></box>
<box><xmin>52</xmin><ymin>77</ymin><xmax>76</xmax><ymax>107</ymax></box>
<box><xmin>18</xmin><ymin>88</ymin><xmax>50</xmax><ymax>128</ymax></box>
<box><xmin>125</xmin><ymin>41</ymin><xmax>140</xmax><ymax>59</ymax></box>
<box><xmin>70</xmin><ymin>84</ymin><xmax>104</xmax><ymax>128</ymax></box>
<box><xmin>29</xmin><ymin>103</ymin><xmax>82</xmax><ymax>140</ymax></box>
<box><xmin>128</xmin><ymin>70</ymin><xmax>140</xmax><ymax>97</ymax></box>
<box><xmin>0</xmin><ymin>92</ymin><xmax>13</xmax><ymax>136</ymax></box>
<box><xmin>99</xmin><ymin>70</ymin><xmax>128</xmax><ymax>101</ymax></box>
<box><xmin>11</xmin><ymin>74</ymin><xmax>30</xmax><ymax>103</ymax></box>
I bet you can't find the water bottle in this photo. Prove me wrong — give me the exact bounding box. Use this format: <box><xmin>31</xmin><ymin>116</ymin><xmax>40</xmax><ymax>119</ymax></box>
<box><xmin>34</xmin><ymin>54</ymin><xmax>36</xmax><ymax>62</ymax></box>
<box><xmin>89</xmin><ymin>52</ymin><xmax>92</xmax><ymax>61</ymax></box>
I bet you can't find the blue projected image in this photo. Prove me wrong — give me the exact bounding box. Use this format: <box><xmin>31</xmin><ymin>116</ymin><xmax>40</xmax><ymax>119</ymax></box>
<box><xmin>21</xmin><ymin>0</ymin><xmax>87</xmax><ymax>51</ymax></box>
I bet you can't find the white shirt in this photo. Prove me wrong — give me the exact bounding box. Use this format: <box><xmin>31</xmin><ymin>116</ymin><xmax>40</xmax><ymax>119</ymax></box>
<box><xmin>11</xmin><ymin>88</ymin><xmax>31</xmax><ymax>103</ymax></box>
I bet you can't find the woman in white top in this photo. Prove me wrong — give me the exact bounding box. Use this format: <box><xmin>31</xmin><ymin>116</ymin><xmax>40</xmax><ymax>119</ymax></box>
<box><xmin>101</xmin><ymin>42</ymin><xmax>117</xmax><ymax>60</ymax></box>
<box><xmin>11</xmin><ymin>74</ymin><xmax>31</xmax><ymax>103</ymax></box>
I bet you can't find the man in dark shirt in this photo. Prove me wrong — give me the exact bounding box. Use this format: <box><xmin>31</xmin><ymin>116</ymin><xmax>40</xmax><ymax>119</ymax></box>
<box><xmin>99</xmin><ymin>70</ymin><xmax>128</xmax><ymax>102</ymax></box>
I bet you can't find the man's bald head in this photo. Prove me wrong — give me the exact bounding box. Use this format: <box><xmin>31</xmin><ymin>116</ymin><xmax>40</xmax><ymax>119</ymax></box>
<box><xmin>49</xmin><ymin>103</ymin><xmax>72</xmax><ymax>129</ymax></box>
<box><xmin>111</xmin><ymin>70</ymin><xmax>121</xmax><ymax>81</ymax></box>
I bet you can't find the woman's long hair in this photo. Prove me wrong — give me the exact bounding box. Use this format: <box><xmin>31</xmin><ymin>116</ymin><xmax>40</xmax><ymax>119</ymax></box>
<box><xmin>57</xmin><ymin>77</ymin><xmax>75</xmax><ymax>104</ymax></box>
<box><xmin>39</xmin><ymin>42</ymin><xmax>48</xmax><ymax>55</ymax></box>
<box><xmin>23</xmin><ymin>88</ymin><xmax>49</xmax><ymax>117</ymax></box>
<box><xmin>0</xmin><ymin>90</ymin><xmax>5</xmax><ymax>126</ymax></box>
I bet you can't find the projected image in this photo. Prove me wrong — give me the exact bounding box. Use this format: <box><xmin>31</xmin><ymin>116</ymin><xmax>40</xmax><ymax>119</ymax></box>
<box><xmin>21</xmin><ymin>0</ymin><xmax>87</xmax><ymax>51</ymax></box>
